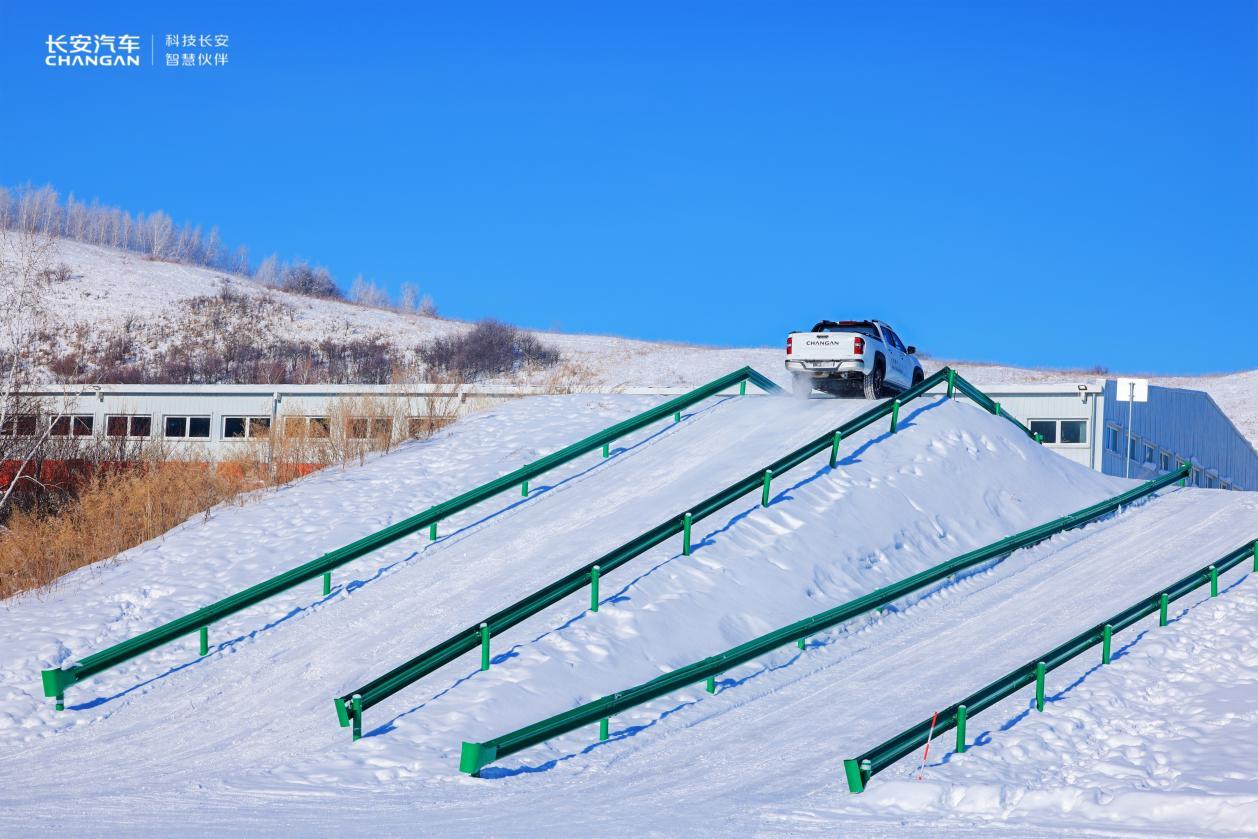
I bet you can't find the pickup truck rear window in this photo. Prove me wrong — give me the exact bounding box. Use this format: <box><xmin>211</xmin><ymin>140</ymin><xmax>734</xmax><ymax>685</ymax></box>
<box><xmin>809</xmin><ymin>320</ymin><xmax>879</xmax><ymax>338</ymax></box>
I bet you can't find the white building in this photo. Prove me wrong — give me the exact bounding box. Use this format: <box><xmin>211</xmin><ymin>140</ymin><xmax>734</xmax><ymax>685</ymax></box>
<box><xmin>9</xmin><ymin>378</ymin><xmax>1255</xmax><ymax>489</ymax></box>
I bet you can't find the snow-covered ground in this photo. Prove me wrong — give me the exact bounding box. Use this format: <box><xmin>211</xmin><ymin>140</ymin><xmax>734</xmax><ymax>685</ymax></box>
<box><xmin>21</xmin><ymin>239</ymin><xmax>1258</xmax><ymax>447</ymax></box>
<box><xmin>3</xmin><ymin>387</ymin><xmax>1254</xmax><ymax>836</ymax></box>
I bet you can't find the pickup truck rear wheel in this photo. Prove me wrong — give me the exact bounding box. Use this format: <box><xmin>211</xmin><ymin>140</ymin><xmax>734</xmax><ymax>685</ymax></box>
<box><xmin>790</xmin><ymin>374</ymin><xmax>813</xmax><ymax>398</ymax></box>
<box><xmin>862</xmin><ymin>361</ymin><xmax>885</xmax><ymax>400</ymax></box>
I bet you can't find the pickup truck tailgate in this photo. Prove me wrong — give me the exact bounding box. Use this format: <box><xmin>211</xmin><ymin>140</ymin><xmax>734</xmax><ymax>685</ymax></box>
<box><xmin>790</xmin><ymin>332</ymin><xmax>860</xmax><ymax>360</ymax></box>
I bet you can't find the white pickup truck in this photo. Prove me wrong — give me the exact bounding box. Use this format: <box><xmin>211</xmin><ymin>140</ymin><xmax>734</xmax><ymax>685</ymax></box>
<box><xmin>785</xmin><ymin>319</ymin><xmax>924</xmax><ymax>398</ymax></box>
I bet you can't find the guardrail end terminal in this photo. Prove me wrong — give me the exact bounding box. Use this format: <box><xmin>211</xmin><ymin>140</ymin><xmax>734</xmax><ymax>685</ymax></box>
<box><xmin>459</xmin><ymin>741</ymin><xmax>497</xmax><ymax>776</ymax></box>
<box><xmin>41</xmin><ymin>667</ymin><xmax>74</xmax><ymax>702</ymax></box>
<box><xmin>334</xmin><ymin>696</ymin><xmax>350</xmax><ymax>728</ymax></box>
<box><xmin>843</xmin><ymin>758</ymin><xmax>867</xmax><ymax>793</ymax></box>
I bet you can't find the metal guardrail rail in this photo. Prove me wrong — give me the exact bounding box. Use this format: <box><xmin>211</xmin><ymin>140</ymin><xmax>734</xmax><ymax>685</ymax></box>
<box><xmin>335</xmin><ymin>367</ymin><xmax>1038</xmax><ymax>740</ymax></box>
<box><xmin>40</xmin><ymin>367</ymin><xmax>780</xmax><ymax>709</ymax></box>
<box><xmin>457</xmin><ymin>465</ymin><xmax>1191</xmax><ymax>774</ymax></box>
<box><xmin>843</xmin><ymin>536</ymin><xmax>1258</xmax><ymax>792</ymax></box>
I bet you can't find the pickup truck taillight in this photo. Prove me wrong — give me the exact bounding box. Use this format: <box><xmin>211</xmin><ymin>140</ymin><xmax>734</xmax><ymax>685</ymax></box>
<box><xmin>853</xmin><ymin>336</ymin><xmax>864</xmax><ymax>355</ymax></box>
<box><xmin>786</xmin><ymin>336</ymin><xmax>793</xmax><ymax>355</ymax></box>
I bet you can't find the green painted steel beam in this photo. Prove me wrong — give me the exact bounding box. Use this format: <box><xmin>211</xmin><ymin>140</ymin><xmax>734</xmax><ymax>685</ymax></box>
<box><xmin>457</xmin><ymin>465</ymin><xmax>1191</xmax><ymax>772</ymax></box>
<box><xmin>40</xmin><ymin>367</ymin><xmax>780</xmax><ymax>702</ymax></box>
<box><xmin>844</xmin><ymin>536</ymin><xmax>1254</xmax><ymax>791</ymax></box>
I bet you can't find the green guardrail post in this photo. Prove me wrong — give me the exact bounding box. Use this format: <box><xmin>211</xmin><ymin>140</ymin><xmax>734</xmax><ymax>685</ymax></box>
<box><xmin>1101</xmin><ymin>624</ymin><xmax>1112</xmax><ymax>665</ymax></box>
<box><xmin>54</xmin><ymin>692</ymin><xmax>64</xmax><ymax>712</ymax></box>
<box><xmin>322</xmin><ymin>571</ymin><xmax>331</xmax><ymax>596</ymax></box>
<box><xmin>1253</xmin><ymin>541</ymin><xmax>1257</xmax><ymax>572</ymax></box>
<box><xmin>955</xmin><ymin>704</ymin><xmax>967</xmax><ymax>753</ymax></box>
<box><xmin>480</xmin><ymin>623</ymin><xmax>491</xmax><ymax>671</ymax></box>
<box><xmin>1180</xmin><ymin>463</ymin><xmax>1188</xmax><ymax>487</ymax></box>
<box><xmin>682</xmin><ymin>513</ymin><xmax>693</xmax><ymax>556</ymax></box>
<box><xmin>994</xmin><ymin>401</ymin><xmax>1002</xmax><ymax>417</ymax></box>
<box><xmin>599</xmin><ymin>717</ymin><xmax>609</xmax><ymax>741</ymax></box>
<box><xmin>521</xmin><ymin>480</ymin><xmax>529</xmax><ymax>497</ymax></box>
<box><xmin>1034</xmin><ymin>433</ymin><xmax>1043</xmax><ymax>444</ymax></box>
<box><xmin>705</xmin><ymin>676</ymin><xmax>716</xmax><ymax>694</ymax></box>
<box><xmin>946</xmin><ymin>368</ymin><xmax>955</xmax><ymax>398</ymax></box>
<box><xmin>796</xmin><ymin>637</ymin><xmax>805</xmax><ymax>650</ymax></box>
<box><xmin>429</xmin><ymin>522</ymin><xmax>438</xmax><ymax>541</ymax></box>
<box><xmin>602</xmin><ymin>442</ymin><xmax>610</xmax><ymax>458</ymax></box>
<box><xmin>1034</xmin><ymin>662</ymin><xmax>1046</xmax><ymax>711</ymax></box>
<box><xmin>890</xmin><ymin>399</ymin><xmax>901</xmax><ymax>433</ymax></box>
<box><xmin>739</xmin><ymin>380</ymin><xmax>746</xmax><ymax>396</ymax></box>
<box><xmin>829</xmin><ymin>430</ymin><xmax>842</xmax><ymax>468</ymax></box>
<box><xmin>1210</xmin><ymin>565</ymin><xmax>1218</xmax><ymax>597</ymax></box>
<box><xmin>761</xmin><ymin>469</ymin><xmax>773</xmax><ymax>507</ymax></box>
<box><xmin>199</xmin><ymin>626</ymin><xmax>209</xmax><ymax>657</ymax></box>
<box><xmin>590</xmin><ymin>565</ymin><xmax>601</xmax><ymax>612</ymax></box>
<box><xmin>674</xmin><ymin>411</ymin><xmax>681</xmax><ymax>423</ymax></box>
<box><xmin>351</xmin><ymin>694</ymin><xmax>362</xmax><ymax>741</ymax></box>
<box><xmin>1159</xmin><ymin>593</ymin><xmax>1169</xmax><ymax>626</ymax></box>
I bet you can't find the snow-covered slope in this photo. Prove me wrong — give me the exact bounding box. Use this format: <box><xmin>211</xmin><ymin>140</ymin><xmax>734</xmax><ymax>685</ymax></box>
<box><xmin>3</xmin><ymin>387</ymin><xmax>1252</xmax><ymax>836</ymax></box>
<box><xmin>23</xmin><ymin>239</ymin><xmax>1258</xmax><ymax>446</ymax></box>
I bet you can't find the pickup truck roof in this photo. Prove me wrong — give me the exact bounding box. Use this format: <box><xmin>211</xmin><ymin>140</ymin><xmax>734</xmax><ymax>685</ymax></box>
<box><xmin>807</xmin><ymin>320</ymin><xmax>885</xmax><ymax>337</ymax></box>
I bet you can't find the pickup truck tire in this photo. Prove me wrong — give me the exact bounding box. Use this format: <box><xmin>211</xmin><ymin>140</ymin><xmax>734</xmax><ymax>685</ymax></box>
<box><xmin>912</xmin><ymin>369</ymin><xmax>924</xmax><ymax>387</ymax></box>
<box><xmin>790</xmin><ymin>374</ymin><xmax>813</xmax><ymax>398</ymax></box>
<box><xmin>862</xmin><ymin>357</ymin><xmax>886</xmax><ymax>400</ymax></box>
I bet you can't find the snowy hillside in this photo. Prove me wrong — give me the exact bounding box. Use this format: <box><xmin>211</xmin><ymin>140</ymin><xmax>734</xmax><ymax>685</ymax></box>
<box><xmin>3</xmin><ymin>386</ymin><xmax>1253</xmax><ymax>835</ymax></box>
<box><xmin>20</xmin><ymin>239</ymin><xmax>1258</xmax><ymax>446</ymax></box>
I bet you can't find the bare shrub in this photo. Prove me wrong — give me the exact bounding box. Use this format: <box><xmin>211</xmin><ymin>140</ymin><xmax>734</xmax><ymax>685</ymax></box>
<box><xmin>418</xmin><ymin>319</ymin><xmax>560</xmax><ymax>380</ymax></box>
<box><xmin>281</xmin><ymin>261</ymin><xmax>343</xmax><ymax>299</ymax></box>
<box><xmin>39</xmin><ymin>262</ymin><xmax>74</xmax><ymax>283</ymax></box>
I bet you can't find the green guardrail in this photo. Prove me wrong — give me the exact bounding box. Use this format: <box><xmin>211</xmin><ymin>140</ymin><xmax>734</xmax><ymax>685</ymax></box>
<box><xmin>338</xmin><ymin>367</ymin><xmax>1039</xmax><ymax>740</ymax></box>
<box><xmin>40</xmin><ymin>367</ymin><xmax>780</xmax><ymax>710</ymax></box>
<box><xmin>843</xmin><ymin>536</ymin><xmax>1258</xmax><ymax>793</ymax></box>
<box><xmin>456</xmin><ymin>464</ymin><xmax>1191</xmax><ymax>774</ymax></box>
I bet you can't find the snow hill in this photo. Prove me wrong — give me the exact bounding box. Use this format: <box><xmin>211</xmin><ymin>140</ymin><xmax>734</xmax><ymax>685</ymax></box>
<box><xmin>22</xmin><ymin>238</ymin><xmax>1258</xmax><ymax>446</ymax></box>
<box><xmin>3</xmin><ymin>386</ymin><xmax>1254</xmax><ymax>835</ymax></box>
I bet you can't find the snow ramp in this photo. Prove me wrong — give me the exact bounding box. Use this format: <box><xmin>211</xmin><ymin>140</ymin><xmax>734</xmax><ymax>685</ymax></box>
<box><xmin>4</xmin><ymin>368</ymin><xmax>1251</xmax><ymax>834</ymax></box>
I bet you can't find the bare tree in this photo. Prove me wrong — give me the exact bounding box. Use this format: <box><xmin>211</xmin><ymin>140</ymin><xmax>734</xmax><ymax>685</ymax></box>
<box><xmin>399</xmin><ymin>282</ymin><xmax>419</xmax><ymax>313</ymax></box>
<box><xmin>0</xmin><ymin>225</ymin><xmax>80</xmax><ymax>518</ymax></box>
<box><xmin>350</xmin><ymin>274</ymin><xmax>390</xmax><ymax>308</ymax></box>
<box><xmin>254</xmin><ymin>253</ymin><xmax>281</xmax><ymax>286</ymax></box>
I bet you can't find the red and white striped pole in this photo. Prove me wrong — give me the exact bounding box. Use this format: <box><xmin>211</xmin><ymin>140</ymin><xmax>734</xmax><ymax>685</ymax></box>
<box><xmin>916</xmin><ymin>710</ymin><xmax>940</xmax><ymax>780</ymax></box>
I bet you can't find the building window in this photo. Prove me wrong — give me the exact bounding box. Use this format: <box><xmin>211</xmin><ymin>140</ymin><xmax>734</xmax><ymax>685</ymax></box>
<box><xmin>164</xmin><ymin>416</ymin><xmax>211</xmax><ymax>439</ymax></box>
<box><xmin>0</xmin><ymin>414</ymin><xmax>37</xmax><ymax>436</ymax></box>
<box><xmin>50</xmin><ymin>415</ymin><xmax>94</xmax><ymax>437</ymax></box>
<box><xmin>284</xmin><ymin>416</ymin><xmax>332</xmax><ymax>439</ymax></box>
<box><xmin>1205</xmin><ymin>473</ymin><xmax>1217</xmax><ymax>489</ymax></box>
<box><xmin>1105</xmin><ymin>425</ymin><xmax>1121</xmax><ymax>454</ymax></box>
<box><xmin>1143</xmin><ymin>443</ymin><xmax>1155</xmax><ymax>463</ymax></box>
<box><xmin>1192</xmin><ymin>468</ymin><xmax>1204</xmax><ymax>488</ymax></box>
<box><xmin>347</xmin><ymin>417</ymin><xmax>392</xmax><ymax>440</ymax></box>
<box><xmin>1060</xmin><ymin>420</ymin><xmax>1086</xmax><ymax>445</ymax></box>
<box><xmin>1029</xmin><ymin>419</ymin><xmax>1088</xmax><ymax>446</ymax></box>
<box><xmin>1160</xmin><ymin>451</ymin><xmax>1173</xmax><ymax>472</ymax></box>
<box><xmin>223</xmin><ymin>416</ymin><xmax>271</xmax><ymax>440</ymax></box>
<box><xmin>407</xmin><ymin>416</ymin><xmax>454</xmax><ymax>438</ymax></box>
<box><xmin>1029</xmin><ymin>420</ymin><xmax>1057</xmax><ymax>443</ymax></box>
<box><xmin>1128</xmin><ymin>435</ymin><xmax>1141</xmax><ymax>461</ymax></box>
<box><xmin>106</xmin><ymin>415</ymin><xmax>152</xmax><ymax>438</ymax></box>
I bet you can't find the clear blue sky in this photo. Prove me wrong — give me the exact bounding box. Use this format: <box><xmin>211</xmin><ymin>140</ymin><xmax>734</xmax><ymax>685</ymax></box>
<box><xmin>1</xmin><ymin>1</ymin><xmax>1254</xmax><ymax>373</ymax></box>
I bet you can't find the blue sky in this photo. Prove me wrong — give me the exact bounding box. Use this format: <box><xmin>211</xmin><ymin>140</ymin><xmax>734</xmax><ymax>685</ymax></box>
<box><xmin>1</xmin><ymin>1</ymin><xmax>1254</xmax><ymax>374</ymax></box>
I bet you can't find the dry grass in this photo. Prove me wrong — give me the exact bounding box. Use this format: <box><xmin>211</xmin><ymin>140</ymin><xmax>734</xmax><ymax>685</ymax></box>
<box><xmin>0</xmin><ymin>391</ymin><xmax>462</xmax><ymax>600</ymax></box>
<box><xmin>0</xmin><ymin>459</ymin><xmax>265</xmax><ymax>599</ymax></box>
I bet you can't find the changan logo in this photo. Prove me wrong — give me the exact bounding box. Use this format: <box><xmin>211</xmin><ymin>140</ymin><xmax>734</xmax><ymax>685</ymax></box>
<box><xmin>46</xmin><ymin>34</ymin><xmax>141</xmax><ymax>67</ymax></box>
